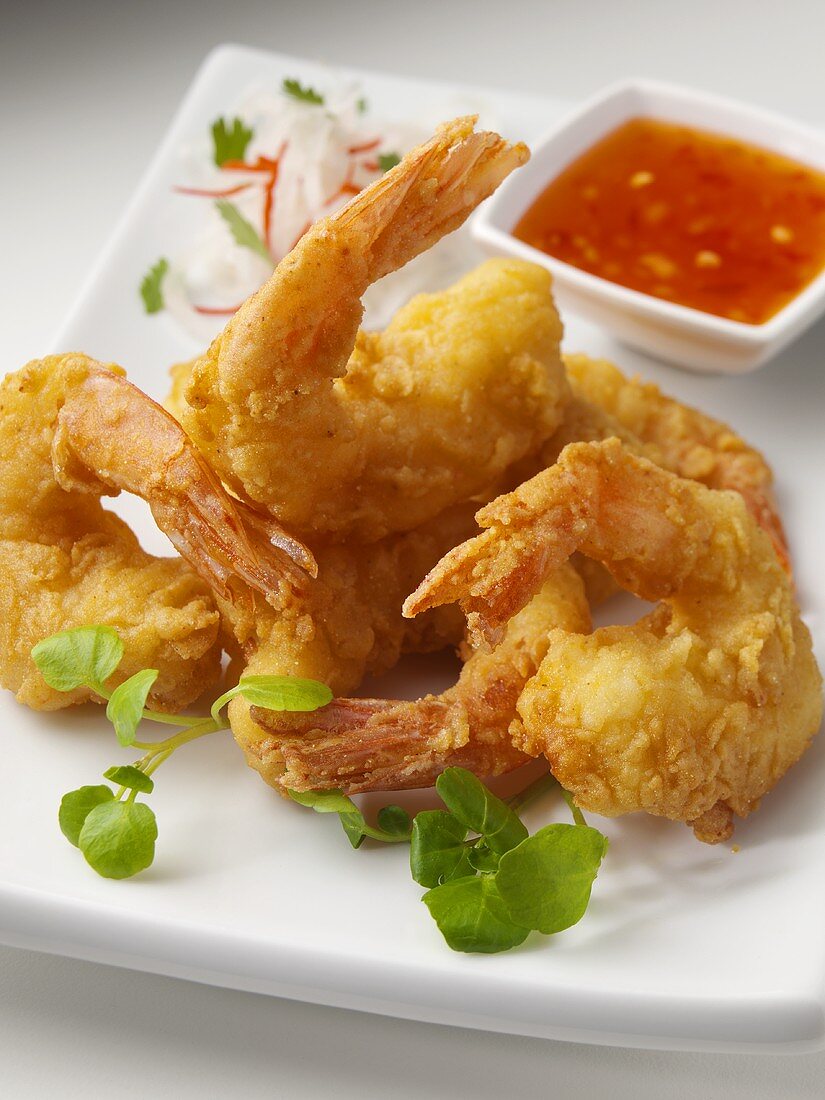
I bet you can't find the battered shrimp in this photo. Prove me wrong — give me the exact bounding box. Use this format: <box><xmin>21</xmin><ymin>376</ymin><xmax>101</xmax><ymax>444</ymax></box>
<box><xmin>406</xmin><ymin>439</ymin><xmax>822</xmax><ymax>841</ymax></box>
<box><xmin>179</xmin><ymin>118</ymin><xmax>570</xmax><ymax>542</ymax></box>
<box><xmin>0</xmin><ymin>355</ymin><xmax>310</xmax><ymax>711</ymax></box>
<box><xmin>245</xmin><ymin>565</ymin><xmax>590</xmax><ymax>796</ymax></box>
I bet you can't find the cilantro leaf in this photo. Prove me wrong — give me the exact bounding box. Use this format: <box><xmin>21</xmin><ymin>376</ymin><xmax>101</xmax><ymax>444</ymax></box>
<box><xmin>78</xmin><ymin>800</ymin><xmax>157</xmax><ymax>879</ymax></box>
<box><xmin>59</xmin><ymin>785</ymin><xmax>115</xmax><ymax>847</ymax></box>
<box><xmin>495</xmin><ymin>823</ymin><xmax>608</xmax><ymax>934</ymax></box>
<box><xmin>422</xmin><ymin>875</ymin><xmax>529</xmax><ymax>953</ymax></box>
<box><xmin>211</xmin><ymin>116</ymin><xmax>253</xmax><ymax>167</ymax></box>
<box><xmin>32</xmin><ymin>625</ymin><xmax>124</xmax><ymax>693</ymax></box>
<box><xmin>215</xmin><ymin>201</ymin><xmax>272</xmax><ymax>262</ymax></box>
<box><xmin>377</xmin><ymin>152</ymin><xmax>401</xmax><ymax>173</ymax></box>
<box><xmin>410</xmin><ymin>809</ymin><xmax>473</xmax><ymax>887</ymax></box>
<box><xmin>139</xmin><ymin>258</ymin><xmax>169</xmax><ymax>314</ymax></box>
<box><xmin>282</xmin><ymin>77</ymin><xmax>325</xmax><ymax>105</ymax></box>
<box><xmin>105</xmin><ymin>668</ymin><xmax>158</xmax><ymax>746</ymax></box>
<box><xmin>103</xmin><ymin>765</ymin><xmax>154</xmax><ymax>795</ymax></box>
<box><xmin>356</xmin><ymin>96</ymin><xmax>368</xmax><ymax>114</ymax></box>
<box><xmin>436</xmin><ymin>768</ymin><xmax>528</xmax><ymax>855</ymax></box>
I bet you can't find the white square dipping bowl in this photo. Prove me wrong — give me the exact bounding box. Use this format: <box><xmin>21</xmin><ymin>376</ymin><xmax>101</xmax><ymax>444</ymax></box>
<box><xmin>473</xmin><ymin>79</ymin><xmax>825</xmax><ymax>374</ymax></box>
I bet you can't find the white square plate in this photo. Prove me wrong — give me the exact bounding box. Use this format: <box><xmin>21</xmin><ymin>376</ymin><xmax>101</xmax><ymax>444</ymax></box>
<box><xmin>2</xmin><ymin>45</ymin><xmax>824</xmax><ymax>1054</ymax></box>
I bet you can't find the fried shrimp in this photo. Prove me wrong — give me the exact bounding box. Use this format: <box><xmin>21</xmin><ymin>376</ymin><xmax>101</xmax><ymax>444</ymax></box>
<box><xmin>0</xmin><ymin>355</ymin><xmax>310</xmax><ymax>711</ymax></box>
<box><xmin>245</xmin><ymin>564</ymin><xmax>590</xmax><ymax>796</ymax></box>
<box><xmin>406</xmin><ymin>439</ymin><xmax>822</xmax><ymax>842</ymax></box>
<box><xmin>178</xmin><ymin>117</ymin><xmax>569</xmax><ymax>542</ymax></box>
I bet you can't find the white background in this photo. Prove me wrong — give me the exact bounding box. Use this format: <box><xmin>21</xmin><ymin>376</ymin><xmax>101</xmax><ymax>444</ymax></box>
<box><xmin>3</xmin><ymin>1</ymin><xmax>825</xmax><ymax>1094</ymax></box>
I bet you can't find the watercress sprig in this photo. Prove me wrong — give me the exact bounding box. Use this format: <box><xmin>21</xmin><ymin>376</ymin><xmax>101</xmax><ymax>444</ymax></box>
<box><xmin>34</xmin><ymin>626</ymin><xmax>332</xmax><ymax>879</ymax></box>
<box><xmin>287</xmin><ymin>766</ymin><xmax>608</xmax><ymax>954</ymax></box>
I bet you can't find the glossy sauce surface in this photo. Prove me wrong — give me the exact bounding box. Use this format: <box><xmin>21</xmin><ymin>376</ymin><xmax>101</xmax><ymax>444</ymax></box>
<box><xmin>514</xmin><ymin>118</ymin><xmax>825</xmax><ymax>324</ymax></box>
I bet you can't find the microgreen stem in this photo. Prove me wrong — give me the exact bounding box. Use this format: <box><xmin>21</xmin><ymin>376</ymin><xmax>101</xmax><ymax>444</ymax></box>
<box><xmin>505</xmin><ymin>770</ymin><xmax>562</xmax><ymax>816</ymax></box>
<box><xmin>132</xmin><ymin>716</ymin><xmax>226</xmax><ymax>753</ymax></box>
<box><xmin>359</xmin><ymin>823</ymin><xmax>412</xmax><ymax>844</ymax></box>
<box><xmin>561</xmin><ymin>788</ymin><xmax>588</xmax><ymax>828</ymax></box>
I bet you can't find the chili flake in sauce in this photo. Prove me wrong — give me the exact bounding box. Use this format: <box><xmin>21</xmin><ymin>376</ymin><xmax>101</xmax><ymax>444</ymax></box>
<box><xmin>513</xmin><ymin>118</ymin><xmax>825</xmax><ymax>324</ymax></box>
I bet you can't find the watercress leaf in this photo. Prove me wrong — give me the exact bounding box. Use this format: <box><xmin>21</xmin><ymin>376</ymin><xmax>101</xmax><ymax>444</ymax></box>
<box><xmin>422</xmin><ymin>875</ymin><xmax>530</xmax><ymax>953</ymax></box>
<box><xmin>32</xmin><ymin>625</ymin><xmax>124</xmax><ymax>693</ymax></box>
<box><xmin>105</xmin><ymin>668</ymin><xmax>158</xmax><ymax>746</ymax></box>
<box><xmin>339</xmin><ymin>811</ymin><xmax>366</xmax><ymax>849</ymax></box>
<box><xmin>103</xmin><ymin>765</ymin><xmax>154</xmax><ymax>795</ymax></box>
<box><xmin>211</xmin><ymin>116</ymin><xmax>253</xmax><ymax>166</ymax></box>
<box><xmin>78</xmin><ymin>801</ymin><xmax>157</xmax><ymax>879</ymax></box>
<box><xmin>376</xmin><ymin>805</ymin><xmax>411</xmax><ymax>838</ymax></box>
<box><xmin>467</xmin><ymin>842</ymin><xmax>499</xmax><ymax>874</ymax></box>
<box><xmin>282</xmin><ymin>77</ymin><xmax>325</xmax><ymax>105</ymax></box>
<box><xmin>435</xmin><ymin>768</ymin><xmax>528</xmax><ymax>855</ymax></box>
<box><xmin>215</xmin><ymin>200</ymin><xmax>272</xmax><ymax>262</ymax></box>
<box><xmin>287</xmin><ymin>788</ymin><xmax>359</xmax><ymax>814</ymax></box>
<box><xmin>495</xmin><ymin>823</ymin><xmax>608</xmax><ymax>934</ymax></box>
<box><xmin>410</xmin><ymin>809</ymin><xmax>473</xmax><ymax>887</ymax></box>
<box><xmin>139</xmin><ymin>257</ymin><xmax>169</xmax><ymax>314</ymax></box>
<box><xmin>377</xmin><ymin>151</ymin><xmax>401</xmax><ymax>172</ymax></box>
<box><xmin>239</xmin><ymin>675</ymin><xmax>333</xmax><ymax>713</ymax></box>
<box><xmin>58</xmin><ymin>785</ymin><xmax>114</xmax><ymax>847</ymax></box>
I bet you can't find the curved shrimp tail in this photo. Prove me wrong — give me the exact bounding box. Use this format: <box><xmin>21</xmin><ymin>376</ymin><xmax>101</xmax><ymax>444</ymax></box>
<box><xmin>53</xmin><ymin>368</ymin><xmax>316</xmax><ymax>603</ymax></box>
<box><xmin>248</xmin><ymin>696</ymin><xmax>530</xmax><ymax>795</ymax></box>
<box><xmin>336</xmin><ymin>116</ymin><xmax>530</xmax><ymax>284</ymax></box>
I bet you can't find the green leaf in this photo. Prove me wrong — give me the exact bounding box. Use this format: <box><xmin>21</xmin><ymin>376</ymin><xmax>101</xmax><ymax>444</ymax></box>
<box><xmin>410</xmin><ymin>809</ymin><xmax>473</xmax><ymax>887</ymax></box>
<box><xmin>212</xmin><ymin>675</ymin><xmax>333</xmax><ymax>724</ymax></box>
<box><xmin>435</xmin><ymin>768</ymin><xmax>528</xmax><ymax>855</ymax></box>
<box><xmin>139</xmin><ymin>258</ymin><xmax>169</xmax><ymax>314</ymax></box>
<box><xmin>105</xmin><ymin>669</ymin><xmax>158</xmax><ymax>746</ymax></box>
<box><xmin>495</xmin><ymin>823</ymin><xmax>608</xmax><ymax>935</ymax></box>
<box><xmin>78</xmin><ymin>801</ymin><xmax>158</xmax><ymax>879</ymax></box>
<box><xmin>339</xmin><ymin>811</ymin><xmax>367</xmax><ymax>849</ymax></box>
<box><xmin>32</xmin><ymin>625</ymin><xmax>124</xmax><ymax>693</ymax></box>
<box><xmin>103</xmin><ymin>765</ymin><xmax>154</xmax><ymax>795</ymax></box>
<box><xmin>356</xmin><ymin>96</ymin><xmax>368</xmax><ymax>114</ymax></box>
<box><xmin>215</xmin><ymin>201</ymin><xmax>272</xmax><ymax>262</ymax></box>
<box><xmin>282</xmin><ymin>77</ymin><xmax>324</xmax><ymax>105</ymax></box>
<box><xmin>211</xmin><ymin>116</ymin><xmax>253</xmax><ymax>167</ymax></box>
<box><xmin>376</xmin><ymin>805</ymin><xmax>411</xmax><ymax>837</ymax></box>
<box><xmin>422</xmin><ymin>875</ymin><xmax>529</xmax><ymax>953</ymax></box>
<box><xmin>287</xmin><ymin>788</ymin><xmax>359</xmax><ymax>814</ymax></box>
<box><xmin>58</xmin><ymin>785</ymin><xmax>114</xmax><ymax>847</ymax></box>
<box><xmin>377</xmin><ymin>152</ymin><xmax>401</xmax><ymax>173</ymax></box>
<box><xmin>467</xmin><ymin>842</ymin><xmax>499</xmax><ymax>874</ymax></box>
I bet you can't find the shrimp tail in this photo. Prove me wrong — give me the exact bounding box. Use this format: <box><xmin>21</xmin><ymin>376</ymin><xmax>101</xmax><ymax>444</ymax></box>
<box><xmin>248</xmin><ymin>696</ymin><xmax>530</xmax><ymax>794</ymax></box>
<box><xmin>53</xmin><ymin>367</ymin><xmax>315</xmax><ymax>603</ymax></box>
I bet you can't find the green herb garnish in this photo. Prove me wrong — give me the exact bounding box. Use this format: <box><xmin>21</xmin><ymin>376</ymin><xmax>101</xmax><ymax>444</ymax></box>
<box><xmin>211</xmin><ymin>116</ymin><xmax>254</xmax><ymax>167</ymax></box>
<box><xmin>215</xmin><ymin>200</ymin><xmax>272</xmax><ymax>262</ymax></box>
<box><xmin>138</xmin><ymin>258</ymin><xmax>169</xmax><ymax>314</ymax></box>
<box><xmin>288</xmin><ymin>765</ymin><xmax>608</xmax><ymax>954</ymax></box>
<box><xmin>377</xmin><ymin>152</ymin><xmax>401</xmax><ymax>173</ymax></box>
<box><xmin>282</xmin><ymin>78</ymin><xmax>325</xmax><ymax>106</ymax></box>
<box><xmin>288</xmin><ymin>788</ymin><xmax>412</xmax><ymax>848</ymax></box>
<box><xmin>34</xmin><ymin>625</ymin><xmax>332</xmax><ymax>880</ymax></box>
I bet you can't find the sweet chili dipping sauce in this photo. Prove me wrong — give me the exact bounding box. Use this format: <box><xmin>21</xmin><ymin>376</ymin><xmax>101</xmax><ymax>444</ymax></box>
<box><xmin>513</xmin><ymin>118</ymin><xmax>825</xmax><ymax>324</ymax></box>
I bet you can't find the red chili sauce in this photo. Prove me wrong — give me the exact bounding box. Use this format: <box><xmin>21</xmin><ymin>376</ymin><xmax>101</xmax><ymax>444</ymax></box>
<box><xmin>513</xmin><ymin>118</ymin><xmax>825</xmax><ymax>324</ymax></box>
